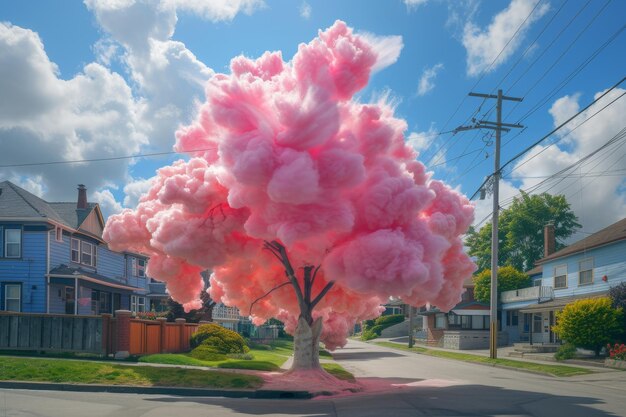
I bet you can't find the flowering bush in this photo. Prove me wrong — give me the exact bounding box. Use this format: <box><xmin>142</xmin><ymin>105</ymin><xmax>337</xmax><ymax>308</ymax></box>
<box><xmin>135</xmin><ymin>311</ymin><xmax>167</xmax><ymax>321</ymax></box>
<box><xmin>607</xmin><ymin>343</ymin><xmax>626</xmax><ymax>361</ymax></box>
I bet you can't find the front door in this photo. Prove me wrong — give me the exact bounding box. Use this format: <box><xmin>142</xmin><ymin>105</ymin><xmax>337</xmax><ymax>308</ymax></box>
<box><xmin>64</xmin><ymin>286</ymin><xmax>75</xmax><ymax>314</ymax></box>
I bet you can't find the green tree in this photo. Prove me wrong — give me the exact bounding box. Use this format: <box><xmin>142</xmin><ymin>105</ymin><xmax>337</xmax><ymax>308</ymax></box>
<box><xmin>552</xmin><ymin>297</ymin><xmax>624</xmax><ymax>356</ymax></box>
<box><xmin>473</xmin><ymin>266</ymin><xmax>531</xmax><ymax>304</ymax></box>
<box><xmin>466</xmin><ymin>192</ymin><xmax>580</xmax><ymax>273</ymax></box>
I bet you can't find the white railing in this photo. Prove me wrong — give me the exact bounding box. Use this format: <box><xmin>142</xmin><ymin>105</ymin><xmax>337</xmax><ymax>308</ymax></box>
<box><xmin>212</xmin><ymin>304</ymin><xmax>243</xmax><ymax>321</ymax></box>
<box><xmin>500</xmin><ymin>286</ymin><xmax>554</xmax><ymax>304</ymax></box>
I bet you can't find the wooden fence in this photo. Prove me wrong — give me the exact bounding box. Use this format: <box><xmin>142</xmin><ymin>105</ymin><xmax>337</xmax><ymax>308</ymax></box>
<box><xmin>128</xmin><ymin>318</ymin><xmax>198</xmax><ymax>355</ymax></box>
<box><xmin>0</xmin><ymin>312</ymin><xmax>103</xmax><ymax>353</ymax></box>
<box><xmin>0</xmin><ymin>311</ymin><xmax>199</xmax><ymax>357</ymax></box>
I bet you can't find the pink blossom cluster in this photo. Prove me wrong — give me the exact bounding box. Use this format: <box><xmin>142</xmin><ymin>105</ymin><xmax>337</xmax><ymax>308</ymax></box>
<box><xmin>103</xmin><ymin>21</ymin><xmax>476</xmax><ymax>350</ymax></box>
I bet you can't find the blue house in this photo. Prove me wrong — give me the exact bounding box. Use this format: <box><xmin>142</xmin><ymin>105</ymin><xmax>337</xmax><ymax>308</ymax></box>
<box><xmin>501</xmin><ymin>219</ymin><xmax>626</xmax><ymax>344</ymax></box>
<box><xmin>0</xmin><ymin>181</ymin><xmax>168</xmax><ymax>315</ymax></box>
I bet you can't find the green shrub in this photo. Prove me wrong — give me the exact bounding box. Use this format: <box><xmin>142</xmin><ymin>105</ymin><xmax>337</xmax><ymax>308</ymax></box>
<box><xmin>552</xmin><ymin>297</ymin><xmax>624</xmax><ymax>356</ymax></box>
<box><xmin>190</xmin><ymin>323</ymin><xmax>249</xmax><ymax>354</ymax></box>
<box><xmin>374</xmin><ymin>314</ymin><xmax>405</xmax><ymax>327</ymax></box>
<box><xmin>189</xmin><ymin>345</ymin><xmax>227</xmax><ymax>361</ymax></box>
<box><xmin>554</xmin><ymin>344</ymin><xmax>577</xmax><ymax>361</ymax></box>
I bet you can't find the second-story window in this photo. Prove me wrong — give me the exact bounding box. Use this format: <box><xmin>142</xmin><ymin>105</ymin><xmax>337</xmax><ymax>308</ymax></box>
<box><xmin>5</xmin><ymin>229</ymin><xmax>21</xmax><ymax>258</ymax></box>
<box><xmin>71</xmin><ymin>238</ymin><xmax>97</xmax><ymax>267</ymax></box>
<box><xmin>55</xmin><ymin>227</ymin><xmax>63</xmax><ymax>242</ymax></box>
<box><xmin>554</xmin><ymin>265</ymin><xmax>567</xmax><ymax>289</ymax></box>
<box><xmin>579</xmin><ymin>258</ymin><xmax>593</xmax><ymax>285</ymax></box>
<box><xmin>132</xmin><ymin>258</ymin><xmax>146</xmax><ymax>277</ymax></box>
<box><xmin>71</xmin><ymin>238</ymin><xmax>80</xmax><ymax>262</ymax></box>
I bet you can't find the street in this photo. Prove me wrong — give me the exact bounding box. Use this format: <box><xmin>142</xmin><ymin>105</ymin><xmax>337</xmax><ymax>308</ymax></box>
<box><xmin>2</xmin><ymin>340</ymin><xmax>625</xmax><ymax>417</ymax></box>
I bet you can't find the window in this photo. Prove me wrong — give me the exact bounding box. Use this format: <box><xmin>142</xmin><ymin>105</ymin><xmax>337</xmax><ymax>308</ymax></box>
<box><xmin>506</xmin><ymin>311</ymin><xmax>519</xmax><ymax>326</ymax></box>
<box><xmin>130</xmin><ymin>295</ymin><xmax>146</xmax><ymax>314</ymax></box>
<box><xmin>554</xmin><ymin>265</ymin><xmax>567</xmax><ymax>289</ymax></box>
<box><xmin>91</xmin><ymin>290</ymin><xmax>111</xmax><ymax>315</ymax></box>
<box><xmin>55</xmin><ymin>227</ymin><xmax>63</xmax><ymax>242</ymax></box>
<box><xmin>132</xmin><ymin>258</ymin><xmax>146</xmax><ymax>277</ymax></box>
<box><xmin>72</xmin><ymin>238</ymin><xmax>96</xmax><ymax>267</ymax></box>
<box><xmin>435</xmin><ymin>313</ymin><xmax>446</xmax><ymax>329</ymax></box>
<box><xmin>71</xmin><ymin>238</ymin><xmax>80</xmax><ymax>263</ymax></box>
<box><xmin>5</xmin><ymin>229</ymin><xmax>21</xmax><ymax>258</ymax></box>
<box><xmin>4</xmin><ymin>284</ymin><xmax>21</xmax><ymax>312</ymax></box>
<box><xmin>579</xmin><ymin>258</ymin><xmax>593</xmax><ymax>286</ymax></box>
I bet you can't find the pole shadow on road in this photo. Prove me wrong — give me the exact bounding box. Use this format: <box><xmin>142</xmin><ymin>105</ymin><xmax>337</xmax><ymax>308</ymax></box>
<box><xmin>145</xmin><ymin>382</ymin><xmax>616</xmax><ymax>417</ymax></box>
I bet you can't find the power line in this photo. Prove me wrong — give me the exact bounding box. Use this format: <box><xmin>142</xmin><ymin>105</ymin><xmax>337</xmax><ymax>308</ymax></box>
<box><xmin>0</xmin><ymin>147</ymin><xmax>218</xmax><ymax>169</ymax></box>
<box><xmin>423</xmin><ymin>0</ymin><xmax>546</xmax><ymax>164</ymax></box>
<box><xmin>468</xmin><ymin>76</ymin><xmax>625</xmax><ymax>200</ymax></box>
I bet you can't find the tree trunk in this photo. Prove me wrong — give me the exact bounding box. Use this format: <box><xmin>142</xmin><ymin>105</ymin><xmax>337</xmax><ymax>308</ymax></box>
<box><xmin>289</xmin><ymin>316</ymin><xmax>323</xmax><ymax>372</ymax></box>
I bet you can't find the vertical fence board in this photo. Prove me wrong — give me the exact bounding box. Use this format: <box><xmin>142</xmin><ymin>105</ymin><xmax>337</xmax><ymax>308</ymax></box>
<box><xmin>18</xmin><ymin>316</ymin><xmax>31</xmax><ymax>348</ymax></box>
<box><xmin>62</xmin><ymin>318</ymin><xmax>73</xmax><ymax>350</ymax></box>
<box><xmin>8</xmin><ymin>316</ymin><xmax>19</xmax><ymax>348</ymax></box>
<box><xmin>50</xmin><ymin>317</ymin><xmax>62</xmax><ymax>349</ymax></box>
<box><xmin>29</xmin><ymin>317</ymin><xmax>43</xmax><ymax>349</ymax></box>
<box><xmin>41</xmin><ymin>317</ymin><xmax>52</xmax><ymax>349</ymax></box>
<box><xmin>72</xmin><ymin>319</ymin><xmax>84</xmax><ymax>351</ymax></box>
<box><xmin>0</xmin><ymin>316</ymin><xmax>9</xmax><ymax>348</ymax></box>
<box><xmin>146</xmin><ymin>324</ymin><xmax>160</xmax><ymax>354</ymax></box>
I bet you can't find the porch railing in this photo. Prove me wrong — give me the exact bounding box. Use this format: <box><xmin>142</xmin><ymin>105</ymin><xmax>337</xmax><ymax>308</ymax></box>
<box><xmin>500</xmin><ymin>286</ymin><xmax>554</xmax><ymax>304</ymax></box>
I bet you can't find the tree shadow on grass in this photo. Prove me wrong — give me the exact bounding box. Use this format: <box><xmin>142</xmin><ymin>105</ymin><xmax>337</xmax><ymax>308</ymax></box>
<box><xmin>145</xmin><ymin>380</ymin><xmax>617</xmax><ymax>417</ymax></box>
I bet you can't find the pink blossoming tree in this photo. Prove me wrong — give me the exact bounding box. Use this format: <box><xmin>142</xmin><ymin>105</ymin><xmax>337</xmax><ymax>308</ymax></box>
<box><xmin>103</xmin><ymin>21</ymin><xmax>475</xmax><ymax>374</ymax></box>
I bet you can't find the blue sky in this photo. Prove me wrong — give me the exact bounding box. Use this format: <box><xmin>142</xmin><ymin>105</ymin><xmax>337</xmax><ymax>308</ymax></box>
<box><xmin>0</xmin><ymin>0</ymin><xmax>624</xmax><ymax>240</ymax></box>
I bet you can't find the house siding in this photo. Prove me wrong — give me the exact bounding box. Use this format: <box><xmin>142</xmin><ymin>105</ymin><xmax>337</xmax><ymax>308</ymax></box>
<box><xmin>0</xmin><ymin>230</ymin><xmax>47</xmax><ymax>313</ymax></box>
<box><xmin>538</xmin><ymin>240</ymin><xmax>626</xmax><ymax>297</ymax></box>
<box><xmin>49</xmin><ymin>230</ymin><xmax>70</xmax><ymax>269</ymax></box>
<box><xmin>97</xmin><ymin>245</ymin><xmax>125</xmax><ymax>281</ymax></box>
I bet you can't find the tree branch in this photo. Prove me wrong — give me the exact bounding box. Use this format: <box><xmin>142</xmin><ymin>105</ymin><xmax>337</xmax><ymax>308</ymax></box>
<box><xmin>248</xmin><ymin>281</ymin><xmax>291</xmax><ymax>316</ymax></box>
<box><xmin>310</xmin><ymin>281</ymin><xmax>335</xmax><ymax>310</ymax></box>
<box><xmin>303</xmin><ymin>266</ymin><xmax>313</xmax><ymax>305</ymax></box>
<box><xmin>263</xmin><ymin>240</ymin><xmax>306</xmax><ymax>312</ymax></box>
<box><xmin>310</xmin><ymin>264</ymin><xmax>321</xmax><ymax>287</ymax></box>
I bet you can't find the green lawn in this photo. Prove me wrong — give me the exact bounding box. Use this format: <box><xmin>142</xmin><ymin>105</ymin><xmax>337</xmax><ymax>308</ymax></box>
<box><xmin>322</xmin><ymin>363</ymin><xmax>355</xmax><ymax>381</ymax></box>
<box><xmin>374</xmin><ymin>341</ymin><xmax>592</xmax><ymax>377</ymax></box>
<box><xmin>0</xmin><ymin>357</ymin><xmax>262</xmax><ymax>389</ymax></box>
<box><xmin>140</xmin><ymin>339</ymin><xmax>295</xmax><ymax>372</ymax></box>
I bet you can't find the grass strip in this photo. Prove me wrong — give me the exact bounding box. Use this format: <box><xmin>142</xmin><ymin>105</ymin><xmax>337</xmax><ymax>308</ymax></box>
<box><xmin>322</xmin><ymin>363</ymin><xmax>355</xmax><ymax>382</ymax></box>
<box><xmin>374</xmin><ymin>341</ymin><xmax>592</xmax><ymax>377</ymax></box>
<box><xmin>0</xmin><ymin>357</ymin><xmax>262</xmax><ymax>389</ymax></box>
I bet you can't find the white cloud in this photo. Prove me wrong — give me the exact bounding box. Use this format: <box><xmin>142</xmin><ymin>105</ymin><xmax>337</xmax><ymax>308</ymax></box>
<box><xmin>123</xmin><ymin>176</ymin><xmax>155</xmax><ymax>207</ymax></box>
<box><xmin>404</xmin><ymin>0</ymin><xmax>429</xmax><ymax>10</ymax></box>
<box><xmin>360</xmin><ymin>32</ymin><xmax>404</xmax><ymax>73</ymax></box>
<box><xmin>0</xmin><ymin>23</ymin><xmax>146</xmax><ymax>200</ymax></box>
<box><xmin>300</xmin><ymin>1</ymin><xmax>311</xmax><ymax>19</ymax></box>
<box><xmin>417</xmin><ymin>63</ymin><xmax>444</xmax><ymax>96</ymax></box>
<box><xmin>92</xmin><ymin>189</ymin><xmax>124</xmax><ymax>220</ymax></box>
<box><xmin>477</xmin><ymin>87</ymin><xmax>626</xmax><ymax>238</ymax></box>
<box><xmin>462</xmin><ymin>0</ymin><xmax>550</xmax><ymax>76</ymax></box>
<box><xmin>167</xmin><ymin>0</ymin><xmax>265</xmax><ymax>22</ymax></box>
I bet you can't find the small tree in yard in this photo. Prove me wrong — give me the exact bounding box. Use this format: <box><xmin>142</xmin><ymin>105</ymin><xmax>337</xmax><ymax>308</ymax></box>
<box><xmin>552</xmin><ymin>297</ymin><xmax>624</xmax><ymax>356</ymax></box>
<box><xmin>609</xmin><ymin>282</ymin><xmax>626</xmax><ymax>310</ymax></box>
<box><xmin>103</xmin><ymin>21</ymin><xmax>476</xmax><ymax>379</ymax></box>
<box><xmin>473</xmin><ymin>266</ymin><xmax>531</xmax><ymax>304</ymax></box>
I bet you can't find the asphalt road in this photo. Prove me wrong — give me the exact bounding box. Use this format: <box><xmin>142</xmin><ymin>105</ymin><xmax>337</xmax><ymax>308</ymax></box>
<box><xmin>2</xmin><ymin>339</ymin><xmax>625</xmax><ymax>417</ymax></box>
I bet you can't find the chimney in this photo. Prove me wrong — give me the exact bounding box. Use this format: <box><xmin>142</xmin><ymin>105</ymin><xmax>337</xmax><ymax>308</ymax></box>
<box><xmin>544</xmin><ymin>223</ymin><xmax>555</xmax><ymax>257</ymax></box>
<box><xmin>77</xmin><ymin>184</ymin><xmax>87</xmax><ymax>209</ymax></box>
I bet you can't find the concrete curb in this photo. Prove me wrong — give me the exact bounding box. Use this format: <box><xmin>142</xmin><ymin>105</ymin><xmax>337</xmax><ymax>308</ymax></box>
<box><xmin>0</xmin><ymin>381</ymin><xmax>312</xmax><ymax>399</ymax></box>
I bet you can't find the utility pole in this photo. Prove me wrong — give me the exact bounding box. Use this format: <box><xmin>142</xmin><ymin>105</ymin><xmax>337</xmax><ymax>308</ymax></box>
<box><xmin>408</xmin><ymin>305</ymin><xmax>414</xmax><ymax>348</ymax></box>
<box><xmin>456</xmin><ymin>89</ymin><xmax>522</xmax><ymax>359</ymax></box>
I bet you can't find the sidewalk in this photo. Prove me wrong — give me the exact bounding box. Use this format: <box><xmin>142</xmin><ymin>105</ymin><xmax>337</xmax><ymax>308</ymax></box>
<box><xmin>375</xmin><ymin>337</ymin><xmax>613</xmax><ymax>372</ymax></box>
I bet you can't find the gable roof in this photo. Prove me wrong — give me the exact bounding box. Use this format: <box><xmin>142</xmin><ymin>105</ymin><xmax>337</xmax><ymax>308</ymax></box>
<box><xmin>537</xmin><ymin>217</ymin><xmax>626</xmax><ymax>264</ymax></box>
<box><xmin>0</xmin><ymin>180</ymin><xmax>102</xmax><ymax>233</ymax></box>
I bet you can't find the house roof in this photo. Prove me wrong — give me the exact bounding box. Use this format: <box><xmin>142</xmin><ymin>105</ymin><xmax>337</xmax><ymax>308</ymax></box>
<box><xmin>519</xmin><ymin>291</ymin><xmax>608</xmax><ymax>313</ymax></box>
<box><xmin>48</xmin><ymin>264</ymin><xmax>141</xmax><ymax>292</ymax></box>
<box><xmin>0</xmin><ymin>180</ymin><xmax>101</xmax><ymax>231</ymax></box>
<box><xmin>537</xmin><ymin>217</ymin><xmax>626</xmax><ymax>264</ymax></box>
<box><xmin>525</xmin><ymin>265</ymin><xmax>543</xmax><ymax>276</ymax></box>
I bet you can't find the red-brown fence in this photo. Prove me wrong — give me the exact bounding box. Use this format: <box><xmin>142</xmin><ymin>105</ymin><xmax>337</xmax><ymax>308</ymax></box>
<box><xmin>0</xmin><ymin>311</ymin><xmax>199</xmax><ymax>359</ymax></box>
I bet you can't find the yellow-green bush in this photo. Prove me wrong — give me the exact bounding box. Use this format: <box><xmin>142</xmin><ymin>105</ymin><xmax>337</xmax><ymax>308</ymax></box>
<box><xmin>190</xmin><ymin>345</ymin><xmax>227</xmax><ymax>361</ymax></box>
<box><xmin>190</xmin><ymin>323</ymin><xmax>249</xmax><ymax>354</ymax></box>
<box><xmin>552</xmin><ymin>297</ymin><xmax>624</xmax><ymax>356</ymax></box>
